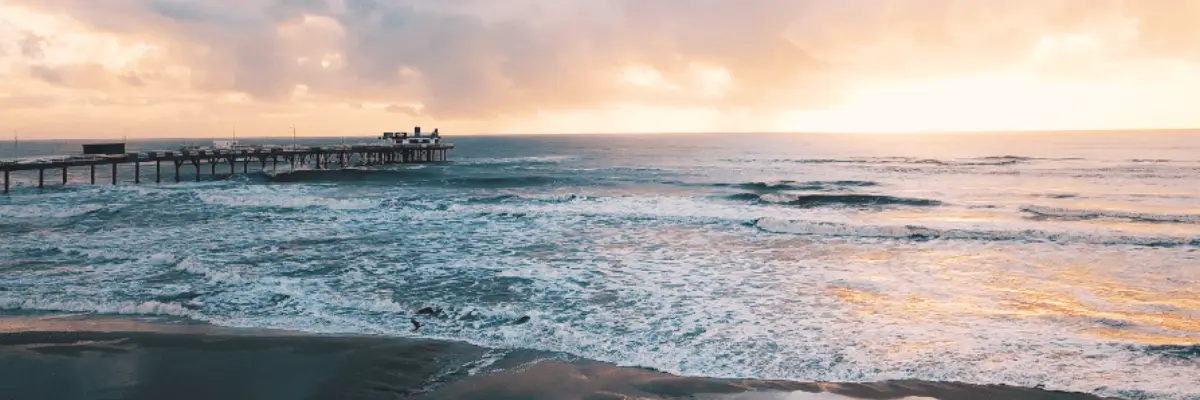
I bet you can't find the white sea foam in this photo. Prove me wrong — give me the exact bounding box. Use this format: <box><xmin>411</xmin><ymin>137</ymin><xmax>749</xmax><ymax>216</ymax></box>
<box><xmin>708</xmin><ymin>394</ymin><xmax>935</xmax><ymax>400</ymax></box>
<box><xmin>4</xmin><ymin>138</ymin><xmax>1200</xmax><ymax>400</ymax></box>
<box><xmin>754</xmin><ymin>217</ymin><xmax>1199</xmax><ymax>247</ymax></box>
<box><xmin>0</xmin><ymin>203</ymin><xmax>110</xmax><ymax>219</ymax></box>
<box><xmin>0</xmin><ymin>297</ymin><xmax>194</xmax><ymax>317</ymax></box>
<box><xmin>145</xmin><ymin>253</ymin><xmax>178</xmax><ymax>266</ymax></box>
<box><xmin>175</xmin><ymin>257</ymin><xmax>258</xmax><ymax>285</ymax></box>
<box><xmin>1020</xmin><ymin>205</ymin><xmax>1200</xmax><ymax>224</ymax></box>
<box><xmin>453</xmin><ymin>195</ymin><xmax>835</xmax><ymax>224</ymax></box>
<box><xmin>466</xmin><ymin>349</ymin><xmax>510</xmax><ymax>376</ymax></box>
<box><xmin>196</xmin><ymin>187</ymin><xmax>378</xmax><ymax>210</ymax></box>
<box><xmin>4</xmin><ymin>218</ymin><xmax>1198</xmax><ymax>399</ymax></box>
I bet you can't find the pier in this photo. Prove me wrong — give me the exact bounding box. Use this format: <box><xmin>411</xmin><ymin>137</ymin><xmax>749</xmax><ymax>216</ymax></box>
<box><xmin>1</xmin><ymin>142</ymin><xmax>453</xmax><ymax>194</ymax></box>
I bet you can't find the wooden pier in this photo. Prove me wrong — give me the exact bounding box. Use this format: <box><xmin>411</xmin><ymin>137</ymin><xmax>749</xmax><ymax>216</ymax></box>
<box><xmin>1</xmin><ymin>143</ymin><xmax>452</xmax><ymax>193</ymax></box>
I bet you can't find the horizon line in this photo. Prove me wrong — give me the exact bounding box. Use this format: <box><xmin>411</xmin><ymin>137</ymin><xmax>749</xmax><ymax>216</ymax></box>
<box><xmin>6</xmin><ymin>127</ymin><xmax>1200</xmax><ymax>142</ymax></box>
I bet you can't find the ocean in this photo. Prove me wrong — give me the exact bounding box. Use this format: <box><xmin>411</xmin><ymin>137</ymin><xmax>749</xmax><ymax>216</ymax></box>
<box><xmin>1</xmin><ymin>132</ymin><xmax>1197</xmax><ymax>399</ymax></box>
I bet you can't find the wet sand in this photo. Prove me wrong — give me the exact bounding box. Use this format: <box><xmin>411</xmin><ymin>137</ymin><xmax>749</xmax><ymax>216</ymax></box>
<box><xmin>0</xmin><ymin>314</ymin><xmax>1114</xmax><ymax>400</ymax></box>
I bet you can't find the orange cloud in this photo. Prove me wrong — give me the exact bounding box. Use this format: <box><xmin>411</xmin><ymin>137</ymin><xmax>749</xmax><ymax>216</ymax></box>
<box><xmin>2</xmin><ymin>0</ymin><xmax>1200</xmax><ymax>138</ymax></box>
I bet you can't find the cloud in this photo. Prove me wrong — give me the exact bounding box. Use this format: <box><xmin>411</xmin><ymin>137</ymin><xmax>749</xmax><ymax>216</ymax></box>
<box><xmin>4</xmin><ymin>0</ymin><xmax>1200</xmax><ymax>135</ymax></box>
<box><xmin>18</xmin><ymin>32</ymin><xmax>45</xmax><ymax>58</ymax></box>
<box><xmin>385</xmin><ymin>104</ymin><xmax>421</xmax><ymax>116</ymax></box>
<box><xmin>5</xmin><ymin>0</ymin><xmax>832</xmax><ymax>117</ymax></box>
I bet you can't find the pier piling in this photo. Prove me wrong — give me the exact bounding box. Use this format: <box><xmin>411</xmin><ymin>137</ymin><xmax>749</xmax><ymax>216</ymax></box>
<box><xmin>3</xmin><ymin>141</ymin><xmax>453</xmax><ymax>193</ymax></box>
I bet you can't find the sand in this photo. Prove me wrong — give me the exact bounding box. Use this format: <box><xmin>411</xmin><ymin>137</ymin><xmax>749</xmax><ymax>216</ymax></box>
<box><xmin>0</xmin><ymin>314</ymin><xmax>1113</xmax><ymax>400</ymax></box>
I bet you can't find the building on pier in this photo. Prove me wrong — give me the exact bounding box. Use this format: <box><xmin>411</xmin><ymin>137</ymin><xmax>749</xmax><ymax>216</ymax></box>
<box><xmin>379</xmin><ymin>127</ymin><xmax>442</xmax><ymax>146</ymax></box>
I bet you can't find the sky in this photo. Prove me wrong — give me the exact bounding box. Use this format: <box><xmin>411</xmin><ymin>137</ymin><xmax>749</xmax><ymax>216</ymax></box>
<box><xmin>3</xmin><ymin>0</ymin><xmax>1200</xmax><ymax>139</ymax></box>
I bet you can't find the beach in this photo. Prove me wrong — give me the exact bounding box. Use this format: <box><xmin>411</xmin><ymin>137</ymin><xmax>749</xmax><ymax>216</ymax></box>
<box><xmin>0</xmin><ymin>314</ymin><xmax>1115</xmax><ymax>400</ymax></box>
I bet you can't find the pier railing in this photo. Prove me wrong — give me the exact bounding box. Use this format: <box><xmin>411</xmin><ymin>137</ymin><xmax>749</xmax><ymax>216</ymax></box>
<box><xmin>1</xmin><ymin>143</ymin><xmax>453</xmax><ymax>193</ymax></box>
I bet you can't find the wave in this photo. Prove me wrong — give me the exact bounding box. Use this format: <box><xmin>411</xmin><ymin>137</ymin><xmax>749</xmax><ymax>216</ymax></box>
<box><xmin>727</xmin><ymin>156</ymin><xmax>1075</xmax><ymax>167</ymax></box>
<box><xmin>262</xmin><ymin>168</ymin><xmax>441</xmax><ymax>183</ymax></box>
<box><xmin>725</xmin><ymin>193</ymin><xmax>768</xmax><ymax>202</ymax></box>
<box><xmin>724</xmin><ymin>180</ymin><xmax>879</xmax><ymax>192</ymax></box>
<box><xmin>787</xmin><ymin>194</ymin><xmax>942</xmax><ymax>208</ymax></box>
<box><xmin>197</xmin><ymin>187</ymin><xmax>380</xmax><ymax>210</ymax></box>
<box><xmin>979</xmin><ymin>155</ymin><xmax>1036</xmax><ymax>161</ymax></box>
<box><xmin>442</xmin><ymin>175</ymin><xmax>573</xmax><ymax>188</ymax></box>
<box><xmin>1030</xmin><ymin>193</ymin><xmax>1080</xmax><ymax>199</ymax></box>
<box><xmin>1144</xmin><ymin>344</ymin><xmax>1199</xmax><ymax>360</ymax></box>
<box><xmin>754</xmin><ymin>217</ymin><xmax>1200</xmax><ymax>247</ymax></box>
<box><xmin>0</xmin><ymin>296</ymin><xmax>195</xmax><ymax>317</ymax></box>
<box><xmin>730</xmin><ymin>193</ymin><xmax>942</xmax><ymax>208</ymax></box>
<box><xmin>0</xmin><ymin>204</ymin><xmax>113</xmax><ymax>219</ymax></box>
<box><xmin>261</xmin><ymin>168</ymin><xmax>574</xmax><ymax>189</ymax></box>
<box><xmin>454</xmin><ymin>155</ymin><xmax>578</xmax><ymax>166</ymax></box>
<box><xmin>1020</xmin><ymin>205</ymin><xmax>1200</xmax><ymax>224</ymax></box>
<box><xmin>466</xmin><ymin>194</ymin><xmax>587</xmax><ymax>204</ymax></box>
<box><xmin>916</xmin><ymin>155</ymin><xmax>1081</xmax><ymax>166</ymax></box>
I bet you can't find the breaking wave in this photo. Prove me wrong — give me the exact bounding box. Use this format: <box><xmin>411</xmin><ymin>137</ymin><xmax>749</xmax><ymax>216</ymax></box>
<box><xmin>1144</xmin><ymin>344</ymin><xmax>1200</xmax><ymax>360</ymax></box>
<box><xmin>441</xmin><ymin>175</ymin><xmax>575</xmax><ymax>188</ymax></box>
<box><xmin>723</xmin><ymin>180</ymin><xmax>879</xmax><ymax>192</ymax></box>
<box><xmin>1020</xmin><ymin>205</ymin><xmax>1200</xmax><ymax>224</ymax></box>
<box><xmin>0</xmin><ymin>204</ymin><xmax>112</xmax><ymax>219</ymax></box>
<box><xmin>198</xmin><ymin>191</ymin><xmax>379</xmax><ymax>210</ymax></box>
<box><xmin>726</xmin><ymin>193</ymin><xmax>768</xmax><ymax>202</ymax></box>
<box><xmin>730</xmin><ymin>193</ymin><xmax>942</xmax><ymax>208</ymax></box>
<box><xmin>754</xmin><ymin>217</ymin><xmax>1200</xmax><ymax>247</ymax></box>
<box><xmin>785</xmin><ymin>194</ymin><xmax>942</xmax><ymax>208</ymax></box>
<box><xmin>264</xmin><ymin>168</ymin><xmax>413</xmax><ymax>182</ymax></box>
<box><xmin>0</xmin><ymin>296</ymin><xmax>195</xmax><ymax>317</ymax></box>
<box><xmin>261</xmin><ymin>169</ymin><xmax>574</xmax><ymax>189</ymax></box>
<box><xmin>466</xmin><ymin>194</ymin><xmax>587</xmax><ymax>204</ymax></box>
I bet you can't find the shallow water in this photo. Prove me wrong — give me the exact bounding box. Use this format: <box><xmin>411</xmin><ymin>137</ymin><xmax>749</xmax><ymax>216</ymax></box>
<box><xmin>1</xmin><ymin>132</ymin><xmax>1198</xmax><ymax>399</ymax></box>
<box><xmin>0</xmin><ymin>315</ymin><xmax>1106</xmax><ymax>400</ymax></box>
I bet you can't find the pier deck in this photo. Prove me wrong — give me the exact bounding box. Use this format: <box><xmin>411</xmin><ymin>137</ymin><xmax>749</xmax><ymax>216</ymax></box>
<box><xmin>1</xmin><ymin>143</ymin><xmax>453</xmax><ymax>193</ymax></box>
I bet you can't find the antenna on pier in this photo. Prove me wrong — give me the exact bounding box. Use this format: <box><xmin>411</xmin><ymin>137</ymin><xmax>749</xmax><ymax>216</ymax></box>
<box><xmin>290</xmin><ymin>126</ymin><xmax>297</xmax><ymax>149</ymax></box>
<box><xmin>12</xmin><ymin>129</ymin><xmax>18</xmax><ymax>160</ymax></box>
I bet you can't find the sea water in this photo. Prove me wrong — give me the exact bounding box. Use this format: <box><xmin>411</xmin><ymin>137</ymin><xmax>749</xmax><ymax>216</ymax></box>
<box><xmin>1</xmin><ymin>132</ymin><xmax>1197</xmax><ymax>399</ymax></box>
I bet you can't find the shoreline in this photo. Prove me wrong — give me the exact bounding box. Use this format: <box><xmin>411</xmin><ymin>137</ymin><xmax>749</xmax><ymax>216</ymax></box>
<box><xmin>0</xmin><ymin>314</ymin><xmax>1115</xmax><ymax>400</ymax></box>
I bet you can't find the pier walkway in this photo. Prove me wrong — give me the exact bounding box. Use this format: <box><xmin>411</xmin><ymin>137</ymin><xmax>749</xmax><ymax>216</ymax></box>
<box><xmin>1</xmin><ymin>143</ymin><xmax>453</xmax><ymax>193</ymax></box>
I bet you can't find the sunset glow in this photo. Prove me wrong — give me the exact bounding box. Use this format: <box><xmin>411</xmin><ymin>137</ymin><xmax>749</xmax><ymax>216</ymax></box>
<box><xmin>3</xmin><ymin>1</ymin><xmax>1200</xmax><ymax>138</ymax></box>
